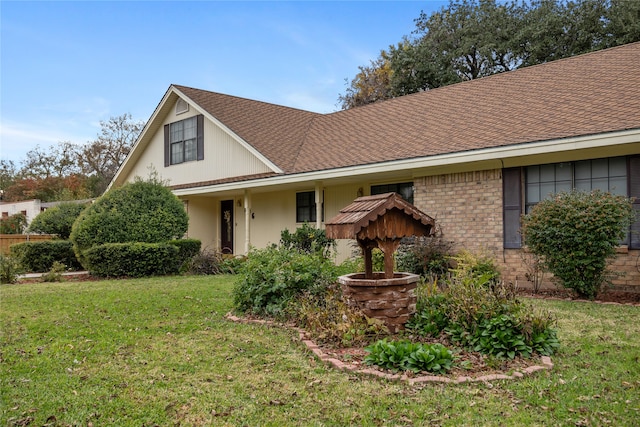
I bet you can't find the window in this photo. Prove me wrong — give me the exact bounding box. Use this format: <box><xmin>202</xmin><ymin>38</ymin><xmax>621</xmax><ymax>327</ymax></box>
<box><xmin>503</xmin><ymin>156</ymin><xmax>640</xmax><ymax>249</ymax></box>
<box><xmin>525</xmin><ymin>158</ymin><xmax>627</xmax><ymax>213</ymax></box>
<box><xmin>296</xmin><ymin>191</ymin><xmax>322</xmax><ymax>223</ymax></box>
<box><xmin>371</xmin><ymin>182</ymin><xmax>414</xmax><ymax>204</ymax></box>
<box><xmin>164</xmin><ymin>115</ymin><xmax>204</xmax><ymax>166</ymax></box>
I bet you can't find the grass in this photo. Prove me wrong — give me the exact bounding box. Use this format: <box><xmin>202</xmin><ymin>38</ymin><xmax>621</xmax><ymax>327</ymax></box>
<box><xmin>1</xmin><ymin>275</ymin><xmax>639</xmax><ymax>426</ymax></box>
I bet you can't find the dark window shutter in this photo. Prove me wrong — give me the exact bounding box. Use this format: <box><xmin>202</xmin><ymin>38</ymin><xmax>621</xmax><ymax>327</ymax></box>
<box><xmin>196</xmin><ymin>114</ymin><xmax>204</xmax><ymax>161</ymax></box>
<box><xmin>629</xmin><ymin>156</ymin><xmax>640</xmax><ymax>249</ymax></box>
<box><xmin>503</xmin><ymin>167</ymin><xmax>522</xmax><ymax>248</ymax></box>
<box><xmin>164</xmin><ymin>124</ymin><xmax>170</xmax><ymax>167</ymax></box>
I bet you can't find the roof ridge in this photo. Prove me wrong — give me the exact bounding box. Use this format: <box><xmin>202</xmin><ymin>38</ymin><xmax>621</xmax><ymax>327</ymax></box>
<box><xmin>171</xmin><ymin>84</ymin><xmax>322</xmax><ymax>115</ymax></box>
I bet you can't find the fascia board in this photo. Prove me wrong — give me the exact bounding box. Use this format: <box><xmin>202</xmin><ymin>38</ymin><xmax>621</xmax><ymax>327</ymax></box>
<box><xmin>172</xmin><ymin>128</ymin><xmax>640</xmax><ymax>197</ymax></box>
<box><xmin>172</xmin><ymin>87</ymin><xmax>284</xmax><ymax>174</ymax></box>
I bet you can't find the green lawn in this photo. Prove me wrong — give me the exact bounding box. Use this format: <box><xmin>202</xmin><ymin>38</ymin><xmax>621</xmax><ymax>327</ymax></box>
<box><xmin>1</xmin><ymin>275</ymin><xmax>638</xmax><ymax>426</ymax></box>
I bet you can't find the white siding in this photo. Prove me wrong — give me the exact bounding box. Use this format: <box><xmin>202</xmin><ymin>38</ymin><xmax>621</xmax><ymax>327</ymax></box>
<box><xmin>123</xmin><ymin>99</ymin><xmax>273</xmax><ymax>185</ymax></box>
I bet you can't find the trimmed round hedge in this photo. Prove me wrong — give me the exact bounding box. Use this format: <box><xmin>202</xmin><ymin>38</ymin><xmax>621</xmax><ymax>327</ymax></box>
<box><xmin>70</xmin><ymin>179</ymin><xmax>189</xmax><ymax>268</ymax></box>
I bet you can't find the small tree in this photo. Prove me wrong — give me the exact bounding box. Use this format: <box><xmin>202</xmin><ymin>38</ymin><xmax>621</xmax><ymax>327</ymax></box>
<box><xmin>521</xmin><ymin>190</ymin><xmax>635</xmax><ymax>299</ymax></box>
<box><xmin>28</xmin><ymin>202</ymin><xmax>88</xmax><ymax>239</ymax></box>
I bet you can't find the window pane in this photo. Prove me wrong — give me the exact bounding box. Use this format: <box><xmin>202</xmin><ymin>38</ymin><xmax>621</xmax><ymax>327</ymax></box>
<box><xmin>540</xmin><ymin>164</ymin><xmax>555</xmax><ymax>182</ymax></box>
<box><xmin>592</xmin><ymin>177</ymin><xmax>608</xmax><ymax>192</ymax></box>
<box><xmin>575</xmin><ymin>179</ymin><xmax>591</xmax><ymax>192</ymax></box>
<box><xmin>170</xmin><ymin>121</ymin><xmax>183</xmax><ymax>143</ymax></box>
<box><xmin>526</xmin><ymin>166</ymin><xmax>540</xmax><ymax>183</ymax></box>
<box><xmin>556</xmin><ymin>163</ymin><xmax>571</xmax><ymax>181</ymax></box>
<box><xmin>592</xmin><ymin>159</ymin><xmax>608</xmax><ymax>178</ymax></box>
<box><xmin>610</xmin><ymin>177</ymin><xmax>627</xmax><ymax>195</ymax></box>
<box><xmin>540</xmin><ymin>182</ymin><xmax>555</xmax><ymax>199</ymax></box>
<box><xmin>575</xmin><ymin>161</ymin><xmax>591</xmax><ymax>180</ymax></box>
<box><xmin>526</xmin><ymin>183</ymin><xmax>540</xmax><ymax>203</ymax></box>
<box><xmin>183</xmin><ymin>117</ymin><xmax>197</xmax><ymax>140</ymax></box>
<box><xmin>171</xmin><ymin>142</ymin><xmax>183</xmax><ymax>164</ymax></box>
<box><xmin>184</xmin><ymin>139</ymin><xmax>197</xmax><ymax>161</ymax></box>
<box><xmin>556</xmin><ymin>181</ymin><xmax>572</xmax><ymax>193</ymax></box>
<box><xmin>609</xmin><ymin>157</ymin><xmax>626</xmax><ymax>177</ymax></box>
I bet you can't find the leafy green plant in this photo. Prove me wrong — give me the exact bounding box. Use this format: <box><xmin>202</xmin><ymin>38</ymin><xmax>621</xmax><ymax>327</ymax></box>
<box><xmin>406</xmin><ymin>291</ymin><xmax>450</xmax><ymax>337</ymax></box>
<box><xmin>408</xmin><ymin>266</ymin><xmax>560</xmax><ymax>360</ymax></box>
<box><xmin>41</xmin><ymin>261</ymin><xmax>66</xmax><ymax>283</ymax></box>
<box><xmin>233</xmin><ymin>246</ymin><xmax>337</xmax><ymax>317</ymax></box>
<box><xmin>522</xmin><ymin>190</ymin><xmax>635</xmax><ymax>299</ymax></box>
<box><xmin>0</xmin><ymin>254</ymin><xmax>23</xmax><ymax>284</ymax></box>
<box><xmin>280</xmin><ymin>222</ymin><xmax>336</xmax><ymax>258</ymax></box>
<box><xmin>364</xmin><ymin>339</ymin><xmax>453</xmax><ymax>374</ymax></box>
<box><xmin>468</xmin><ymin>314</ymin><xmax>532</xmax><ymax>359</ymax></box>
<box><xmin>449</xmin><ymin>249</ymin><xmax>501</xmax><ymax>286</ymax></box>
<box><xmin>28</xmin><ymin>202</ymin><xmax>88</xmax><ymax>239</ymax></box>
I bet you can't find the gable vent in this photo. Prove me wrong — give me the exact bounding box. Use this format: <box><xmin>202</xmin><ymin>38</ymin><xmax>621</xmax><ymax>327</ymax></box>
<box><xmin>176</xmin><ymin>98</ymin><xmax>189</xmax><ymax>115</ymax></box>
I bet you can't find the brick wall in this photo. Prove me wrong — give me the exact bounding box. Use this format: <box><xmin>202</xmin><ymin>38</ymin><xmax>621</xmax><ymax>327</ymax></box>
<box><xmin>413</xmin><ymin>168</ymin><xmax>640</xmax><ymax>291</ymax></box>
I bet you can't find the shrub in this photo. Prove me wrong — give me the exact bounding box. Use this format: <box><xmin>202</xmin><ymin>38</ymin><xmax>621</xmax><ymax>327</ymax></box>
<box><xmin>280</xmin><ymin>223</ymin><xmax>335</xmax><ymax>258</ymax></box>
<box><xmin>0</xmin><ymin>254</ymin><xmax>23</xmax><ymax>284</ymax></box>
<box><xmin>364</xmin><ymin>339</ymin><xmax>453</xmax><ymax>374</ymax></box>
<box><xmin>233</xmin><ymin>246</ymin><xmax>337</xmax><ymax>317</ymax></box>
<box><xmin>70</xmin><ymin>178</ymin><xmax>188</xmax><ymax>268</ymax></box>
<box><xmin>0</xmin><ymin>213</ymin><xmax>27</xmax><ymax>234</ymax></box>
<box><xmin>187</xmin><ymin>249</ymin><xmax>225</xmax><ymax>275</ymax></box>
<box><xmin>290</xmin><ymin>284</ymin><xmax>387</xmax><ymax>346</ymax></box>
<box><xmin>10</xmin><ymin>240</ymin><xmax>82</xmax><ymax>273</ymax></box>
<box><xmin>449</xmin><ymin>249</ymin><xmax>501</xmax><ymax>287</ymax></box>
<box><xmin>41</xmin><ymin>261</ymin><xmax>66</xmax><ymax>283</ymax></box>
<box><xmin>396</xmin><ymin>226</ymin><xmax>455</xmax><ymax>277</ymax></box>
<box><xmin>83</xmin><ymin>242</ymin><xmax>180</xmax><ymax>278</ymax></box>
<box><xmin>521</xmin><ymin>190</ymin><xmax>635</xmax><ymax>299</ymax></box>
<box><xmin>168</xmin><ymin>238</ymin><xmax>201</xmax><ymax>272</ymax></box>
<box><xmin>407</xmin><ymin>264</ymin><xmax>560</xmax><ymax>359</ymax></box>
<box><xmin>28</xmin><ymin>202</ymin><xmax>88</xmax><ymax>239</ymax></box>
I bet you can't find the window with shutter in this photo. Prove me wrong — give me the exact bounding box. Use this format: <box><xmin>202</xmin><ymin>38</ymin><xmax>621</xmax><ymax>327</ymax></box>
<box><xmin>164</xmin><ymin>114</ymin><xmax>204</xmax><ymax>166</ymax></box>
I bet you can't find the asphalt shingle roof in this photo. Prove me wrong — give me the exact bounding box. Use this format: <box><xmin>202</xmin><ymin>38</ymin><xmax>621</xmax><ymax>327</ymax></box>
<box><xmin>175</xmin><ymin>42</ymin><xmax>640</xmax><ymax>176</ymax></box>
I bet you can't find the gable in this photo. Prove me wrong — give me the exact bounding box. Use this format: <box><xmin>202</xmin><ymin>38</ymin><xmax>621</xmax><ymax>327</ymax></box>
<box><xmin>113</xmin><ymin>90</ymin><xmax>282</xmax><ymax>188</ymax></box>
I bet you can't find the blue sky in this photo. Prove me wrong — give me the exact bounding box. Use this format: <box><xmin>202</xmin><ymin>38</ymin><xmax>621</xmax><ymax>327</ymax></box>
<box><xmin>0</xmin><ymin>1</ymin><xmax>448</xmax><ymax>164</ymax></box>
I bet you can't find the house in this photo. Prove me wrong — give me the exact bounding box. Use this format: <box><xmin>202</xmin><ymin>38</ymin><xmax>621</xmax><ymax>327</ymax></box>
<box><xmin>110</xmin><ymin>42</ymin><xmax>640</xmax><ymax>290</ymax></box>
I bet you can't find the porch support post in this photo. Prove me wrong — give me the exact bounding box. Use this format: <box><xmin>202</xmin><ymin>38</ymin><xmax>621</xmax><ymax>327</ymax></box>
<box><xmin>315</xmin><ymin>181</ymin><xmax>323</xmax><ymax>229</ymax></box>
<box><xmin>244</xmin><ymin>189</ymin><xmax>251</xmax><ymax>254</ymax></box>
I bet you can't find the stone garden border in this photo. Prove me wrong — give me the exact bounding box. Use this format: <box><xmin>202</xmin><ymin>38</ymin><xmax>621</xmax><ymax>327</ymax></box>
<box><xmin>225</xmin><ymin>313</ymin><xmax>554</xmax><ymax>384</ymax></box>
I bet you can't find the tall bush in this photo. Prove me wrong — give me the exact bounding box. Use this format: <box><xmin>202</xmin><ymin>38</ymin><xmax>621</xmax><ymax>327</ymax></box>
<box><xmin>521</xmin><ymin>190</ymin><xmax>635</xmax><ymax>299</ymax></box>
<box><xmin>28</xmin><ymin>202</ymin><xmax>88</xmax><ymax>239</ymax></box>
<box><xmin>70</xmin><ymin>178</ymin><xmax>188</xmax><ymax>267</ymax></box>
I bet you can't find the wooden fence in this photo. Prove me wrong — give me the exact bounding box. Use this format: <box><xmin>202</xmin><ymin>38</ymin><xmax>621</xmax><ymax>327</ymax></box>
<box><xmin>1</xmin><ymin>234</ymin><xmax>55</xmax><ymax>255</ymax></box>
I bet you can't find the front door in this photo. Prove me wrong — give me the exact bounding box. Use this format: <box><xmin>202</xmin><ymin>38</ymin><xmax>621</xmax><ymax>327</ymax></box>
<box><xmin>221</xmin><ymin>200</ymin><xmax>234</xmax><ymax>254</ymax></box>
